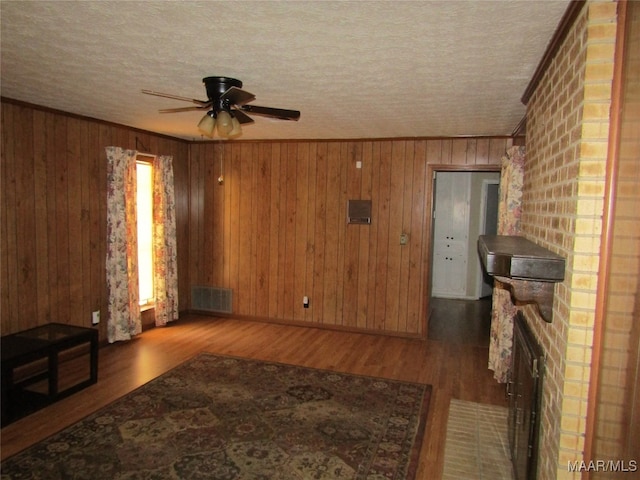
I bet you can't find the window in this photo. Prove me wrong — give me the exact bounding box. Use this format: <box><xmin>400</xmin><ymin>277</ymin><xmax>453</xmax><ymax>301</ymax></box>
<box><xmin>136</xmin><ymin>159</ymin><xmax>154</xmax><ymax>305</ymax></box>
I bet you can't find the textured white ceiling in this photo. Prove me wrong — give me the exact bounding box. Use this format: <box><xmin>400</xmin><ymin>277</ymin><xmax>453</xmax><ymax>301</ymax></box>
<box><xmin>1</xmin><ymin>0</ymin><xmax>570</xmax><ymax>141</ymax></box>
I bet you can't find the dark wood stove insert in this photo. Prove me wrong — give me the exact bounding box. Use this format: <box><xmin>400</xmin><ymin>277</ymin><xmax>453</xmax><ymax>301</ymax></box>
<box><xmin>508</xmin><ymin>312</ymin><xmax>545</xmax><ymax>480</ymax></box>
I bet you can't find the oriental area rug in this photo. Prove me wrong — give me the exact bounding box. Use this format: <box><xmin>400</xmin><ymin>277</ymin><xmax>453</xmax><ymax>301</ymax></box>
<box><xmin>1</xmin><ymin>353</ymin><xmax>432</xmax><ymax>480</ymax></box>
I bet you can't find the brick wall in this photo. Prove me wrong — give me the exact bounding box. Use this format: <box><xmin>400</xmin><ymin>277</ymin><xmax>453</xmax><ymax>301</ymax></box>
<box><xmin>522</xmin><ymin>1</ymin><xmax>619</xmax><ymax>479</ymax></box>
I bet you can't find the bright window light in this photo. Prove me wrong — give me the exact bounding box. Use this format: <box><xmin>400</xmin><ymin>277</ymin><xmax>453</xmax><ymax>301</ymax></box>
<box><xmin>136</xmin><ymin>160</ymin><xmax>154</xmax><ymax>305</ymax></box>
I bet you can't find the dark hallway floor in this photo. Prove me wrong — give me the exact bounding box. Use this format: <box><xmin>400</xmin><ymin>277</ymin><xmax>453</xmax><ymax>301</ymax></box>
<box><xmin>430</xmin><ymin>296</ymin><xmax>513</xmax><ymax>479</ymax></box>
<box><xmin>428</xmin><ymin>296</ymin><xmax>493</xmax><ymax>345</ymax></box>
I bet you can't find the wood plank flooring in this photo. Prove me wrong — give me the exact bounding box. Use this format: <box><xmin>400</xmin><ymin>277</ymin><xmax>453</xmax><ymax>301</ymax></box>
<box><xmin>1</xmin><ymin>298</ymin><xmax>506</xmax><ymax>478</ymax></box>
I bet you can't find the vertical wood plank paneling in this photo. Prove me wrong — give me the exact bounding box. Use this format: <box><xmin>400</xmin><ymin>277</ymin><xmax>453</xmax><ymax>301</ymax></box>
<box><xmin>342</xmin><ymin>142</ymin><xmax>361</xmax><ymax>328</ymax></box>
<box><xmin>323</xmin><ymin>142</ymin><xmax>342</xmax><ymax>325</ymax></box>
<box><xmin>374</xmin><ymin>141</ymin><xmax>392</xmax><ymax>331</ymax></box>
<box><xmin>227</xmin><ymin>144</ymin><xmax>241</xmax><ymax>309</ymax></box>
<box><xmin>188</xmin><ymin>144</ymin><xmax>202</xmax><ymax>287</ymax></box>
<box><xmin>2</xmin><ymin>105</ymin><xmax>18</xmax><ymax>332</ymax></box>
<box><xmin>238</xmin><ymin>143</ymin><xmax>254</xmax><ymax>316</ymax></box>
<box><xmin>54</xmin><ymin>115</ymin><xmax>71</xmax><ymax>325</ymax></box>
<box><xmin>248</xmin><ymin>143</ymin><xmax>259</xmax><ymax>317</ymax></box>
<box><xmin>398</xmin><ymin>140</ymin><xmax>415</xmax><ymax>332</ymax></box>
<box><xmin>272</xmin><ymin>143</ymin><xmax>283</xmax><ymax>318</ymax></box>
<box><xmin>365</xmin><ymin>142</ymin><xmax>381</xmax><ymax>331</ymax></box>
<box><xmin>172</xmin><ymin>141</ymin><xmax>190</xmax><ymax>313</ymax></box>
<box><xmin>490</xmin><ymin>138</ymin><xmax>511</xmax><ymax>162</ymax></box>
<box><xmin>407</xmin><ymin>140</ymin><xmax>428</xmax><ymax>334</ymax></box>
<box><xmin>16</xmin><ymin>107</ymin><xmax>37</xmax><ymax>327</ymax></box>
<box><xmin>2</xmin><ymin>99</ymin><xmax>510</xmax><ymax>339</ymax></box>
<box><xmin>66</xmin><ymin>118</ymin><xmax>85</xmax><ymax>326</ymax></box>
<box><xmin>283</xmin><ymin>143</ymin><xmax>298</xmax><ymax>320</ymax></box>
<box><xmin>465</xmin><ymin>138</ymin><xmax>478</xmax><ymax>164</ymax></box>
<box><xmin>0</xmin><ymin>107</ymin><xmax>8</xmax><ymax>331</ymax></box>
<box><xmin>190</xmin><ymin>144</ymin><xmax>203</xmax><ymax>286</ymax></box>
<box><xmin>255</xmin><ymin>143</ymin><xmax>272</xmax><ymax>316</ymax></box>
<box><xmin>78</xmin><ymin>119</ymin><xmax>92</xmax><ymax>327</ymax></box>
<box><xmin>294</xmin><ymin>143</ymin><xmax>309</xmax><ymax>321</ymax></box>
<box><xmin>476</xmin><ymin>138</ymin><xmax>490</xmax><ymax>164</ymax></box>
<box><xmin>32</xmin><ymin>111</ymin><xmax>51</xmax><ymax>323</ymax></box>
<box><xmin>356</xmin><ymin>142</ymin><xmax>373</xmax><ymax>330</ymax></box>
<box><xmin>304</xmin><ymin>143</ymin><xmax>318</xmax><ymax>323</ymax></box>
<box><xmin>385</xmin><ymin>140</ymin><xmax>405</xmax><ymax>332</ymax></box>
<box><xmin>202</xmin><ymin>145</ymin><xmax>216</xmax><ymax>286</ymax></box>
<box><xmin>211</xmin><ymin>144</ymin><xmax>224</xmax><ymax>288</ymax></box>
<box><xmin>44</xmin><ymin>113</ymin><xmax>60</xmax><ymax>328</ymax></box>
<box><xmin>333</xmin><ymin>143</ymin><xmax>349</xmax><ymax>326</ymax></box>
<box><xmin>0</xmin><ymin>106</ymin><xmax>8</xmax><ymax>331</ymax></box>
<box><xmin>441</xmin><ymin>139</ymin><xmax>453</xmax><ymax>164</ymax></box>
<box><xmin>268</xmin><ymin>143</ymin><xmax>281</xmax><ymax>318</ymax></box>
<box><xmin>426</xmin><ymin>139</ymin><xmax>442</xmax><ymax>164</ymax></box>
<box><xmin>312</xmin><ymin>143</ymin><xmax>327</xmax><ymax>324</ymax></box>
<box><xmin>451</xmin><ymin>139</ymin><xmax>468</xmax><ymax>165</ymax></box>
<box><xmin>91</xmin><ymin>124</ymin><xmax>108</xmax><ymax>327</ymax></box>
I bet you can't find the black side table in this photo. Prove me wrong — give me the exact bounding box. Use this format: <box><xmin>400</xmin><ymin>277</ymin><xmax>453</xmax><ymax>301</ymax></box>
<box><xmin>1</xmin><ymin>323</ymin><xmax>99</xmax><ymax>426</ymax></box>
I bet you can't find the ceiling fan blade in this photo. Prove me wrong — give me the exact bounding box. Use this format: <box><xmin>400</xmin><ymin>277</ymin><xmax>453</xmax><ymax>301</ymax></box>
<box><xmin>240</xmin><ymin>105</ymin><xmax>301</xmax><ymax>121</ymax></box>
<box><xmin>141</xmin><ymin>89</ymin><xmax>209</xmax><ymax>106</ymax></box>
<box><xmin>159</xmin><ymin>105</ymin><xmax>210</xmax><ymax>113</ymax></box>
<box><xmin>221</xmin><ymin>86</ymin><xmax>256</xmax><ymax>106</ymax></box>
<box><xmin>231</xmin><ymin>109</ymin><xmax>255</xmax><ymax>124</ymax></box>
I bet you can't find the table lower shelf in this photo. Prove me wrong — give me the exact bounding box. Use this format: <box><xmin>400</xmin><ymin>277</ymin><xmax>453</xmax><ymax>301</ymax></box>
<box><xmin>3</xmin><ymin>374</ymin><xmax>97</xmax><ymax>426</ymax></box>
<box><xmin>1</xmin><ymin>323</ymin><xmax>99</xmax><ymax>427</ymax></box>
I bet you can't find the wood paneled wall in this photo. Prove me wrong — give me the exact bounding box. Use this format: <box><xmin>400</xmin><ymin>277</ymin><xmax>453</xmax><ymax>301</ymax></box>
<box><xmin>1</xmin><ymin>98</ymin><xmax>512</xmax><ymax>340</ymax></box>
<box><xmin>188</xmin><ymin>137</ymin><xmax>510</xmax><ymax>337</ymax></box>
<box><xmin>1</xmin><ymin>100</ymin><xmax>190</xmax><ymax>339</ymax></box>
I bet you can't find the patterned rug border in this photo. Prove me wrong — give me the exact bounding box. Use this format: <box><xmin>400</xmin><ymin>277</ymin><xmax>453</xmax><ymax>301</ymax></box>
<box><xmin>2</xmin><ymin>352</ymin><xmax>433</xmax><ymax>479</ymax></box>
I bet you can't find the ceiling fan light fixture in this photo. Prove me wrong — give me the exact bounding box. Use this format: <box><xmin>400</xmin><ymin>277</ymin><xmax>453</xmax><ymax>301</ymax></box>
<box><xmin>197</xmin><ymin>112</ymin><xmax>216</xmax><ymax>138</ymax></box>
<box><xmin>228</xmin><ymin>116</ymin><xmax>242</xmax><ymax>138</ymax></box>
<box><xmin>216</xmin><ymin>110</ymin><xmax>233</xmax><ymax>137</ymax></box>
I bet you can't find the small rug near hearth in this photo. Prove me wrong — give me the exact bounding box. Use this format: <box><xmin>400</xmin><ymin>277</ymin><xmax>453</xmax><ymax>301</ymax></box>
<box><xmin>1</xmin><ymin>353</ymin><xmax>431</xmax><ymax>480</ymax></box>
<box><xmin>442</xmin><ymin>399</ymin><xmax>512</xmax><ymax>480</ymax></box>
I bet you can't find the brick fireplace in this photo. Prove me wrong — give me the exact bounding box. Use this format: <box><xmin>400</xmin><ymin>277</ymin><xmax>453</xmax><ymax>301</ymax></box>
<box><xmin>520</xmin><ymin>1</ymin><xmax>620</xmax><ymax>478</ymax></box>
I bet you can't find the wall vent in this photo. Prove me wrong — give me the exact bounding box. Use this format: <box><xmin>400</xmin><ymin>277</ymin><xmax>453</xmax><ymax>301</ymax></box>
<box><xmin>191</xmin><ymin>286</ymin><xmax>233</xmax><ymax>314</ymax></box>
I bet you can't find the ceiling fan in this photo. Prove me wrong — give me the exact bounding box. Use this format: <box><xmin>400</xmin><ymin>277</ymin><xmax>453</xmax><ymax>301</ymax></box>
<box><xmin>142</xmin><ymin>76</ymin><xmax>300</xmax><ymax>139</ymax></box>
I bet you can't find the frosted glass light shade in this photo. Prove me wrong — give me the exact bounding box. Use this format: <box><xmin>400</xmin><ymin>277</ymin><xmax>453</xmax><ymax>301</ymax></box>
<box><xmin>229</xmin><ymin>117</ymin><xmax>242</xmax><ymax>138</ymax></box>
<box><xmin>197</xmin><ymin>114</ymin><xmax>216</xmax><ymax>137</ymax></box>
<box><xmin>216</xmin><ymin>110</ymin><xmax>233</xmax><ymax>137</ymax></box>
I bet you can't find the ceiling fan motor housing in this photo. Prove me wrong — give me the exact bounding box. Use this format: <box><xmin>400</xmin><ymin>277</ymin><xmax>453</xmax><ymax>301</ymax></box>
<box><xmin>203</xmin><ymin>77</ymin><xmax>242</xmax><ymax>112</ymax></box>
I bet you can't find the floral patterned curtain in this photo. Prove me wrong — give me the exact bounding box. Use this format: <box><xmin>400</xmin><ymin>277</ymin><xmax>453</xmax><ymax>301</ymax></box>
<box><xmin>152</xmin><ymin>155</ymin><xmax>179</xmax><ymax>326</ymax></box>
<box><xmin>488</xmin><ymin>145</ymin><xmax>525</xmax><ymax>383</ymax></box>
<box><xmin>105</xmin><ymin>147</ymin><xmax>141</xmax><ymax>342</ymax></box>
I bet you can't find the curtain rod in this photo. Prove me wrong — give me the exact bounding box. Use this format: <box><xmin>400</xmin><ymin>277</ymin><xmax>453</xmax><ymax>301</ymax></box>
<box><xmin>136</xmin><ymin>152</ymin><xmax>156</xmax><ymax>158</ymax></box>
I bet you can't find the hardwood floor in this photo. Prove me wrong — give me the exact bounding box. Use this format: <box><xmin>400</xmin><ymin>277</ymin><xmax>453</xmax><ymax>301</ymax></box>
<box><xmin>1</xmin><ymin>298</ymin><xmax>506</xmax><ymax>478</ymax></box>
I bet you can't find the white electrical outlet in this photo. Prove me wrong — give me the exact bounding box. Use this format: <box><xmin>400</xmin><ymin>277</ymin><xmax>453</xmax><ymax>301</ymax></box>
<box><xmin>92</xmin><ymin>310</ymin><xmax>100</xmax><ymax>325</ymax></box>
<box><xmin>303</xmin><ymin>296</ymin><xmax>309</xmax><ymax>308</ymax></box>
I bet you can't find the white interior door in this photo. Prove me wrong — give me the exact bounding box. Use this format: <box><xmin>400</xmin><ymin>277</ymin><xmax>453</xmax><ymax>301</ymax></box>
<box><xmin>431</xmin><ymin>172</ymin><xmax>471</xmax><ymax>298</ymax></box>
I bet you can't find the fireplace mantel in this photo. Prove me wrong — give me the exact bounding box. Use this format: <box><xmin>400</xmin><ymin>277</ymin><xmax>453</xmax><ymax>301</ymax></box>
<box><xmin>478</xmin><ymin>235</ymin><xmax>565</xmax><ymax>322</ymax></box>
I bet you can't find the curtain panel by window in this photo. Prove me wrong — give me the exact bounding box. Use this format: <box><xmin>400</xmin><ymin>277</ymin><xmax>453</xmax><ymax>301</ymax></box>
<box><xmin>152</xmin><ymin>155</ymin><xmax>179</xmax><ymax>326</ymax></box>
<box><xmin>105</xmin><ymin>148</ymin><xmax>179</xmax><ymax>342</ymax></box>
<box><xmin>105</xmin><ymin>147</ymin><xmax>141</xmax><ymax>342</ymax></box>
<box><xmin>488</xmin><ymin>145</ymin><xmax>525</xmax><ymax>383</ymax></box>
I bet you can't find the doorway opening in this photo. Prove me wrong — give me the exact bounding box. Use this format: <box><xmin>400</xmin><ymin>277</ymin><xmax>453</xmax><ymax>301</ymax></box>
<box><xmin>427</xmin><ymin>168</ymin><xmax>500</xmax><ymax>335</ymax></box>
<box><xmin>430</xmin><ymin>170</ymin><xmax>500</xmax><ymax>300</ymax></box>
